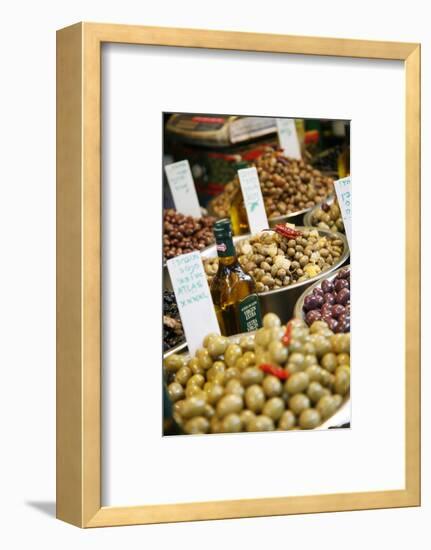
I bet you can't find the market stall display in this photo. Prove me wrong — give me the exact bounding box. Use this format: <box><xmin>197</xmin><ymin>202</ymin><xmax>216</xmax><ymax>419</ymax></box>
<box><xmin>294</xmin><ymin>266</ymin><xmax>351</xmax><ymax>333</ymax></box>
<box><xmin>164</xmin><ymin>313</ymin><xmax>350</xmax><ymax>434</ymax></box>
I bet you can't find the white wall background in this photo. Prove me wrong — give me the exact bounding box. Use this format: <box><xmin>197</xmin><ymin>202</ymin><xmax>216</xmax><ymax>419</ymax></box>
<box><xmin>0</xmin><ymin>0</ymin><xmax>428</xmax><ymax>548</ymax></box>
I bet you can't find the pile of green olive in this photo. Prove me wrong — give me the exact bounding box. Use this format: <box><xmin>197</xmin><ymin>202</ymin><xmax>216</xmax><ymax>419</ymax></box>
<box><xmin>164</xmin><ymin>313</ymin><xmax>350</xmax><ymax>434</ymax></box>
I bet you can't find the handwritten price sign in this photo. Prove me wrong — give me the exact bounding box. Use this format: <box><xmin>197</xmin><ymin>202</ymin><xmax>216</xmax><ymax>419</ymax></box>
<box><xmin>334</xmin><ymin>176</ymin><xmax>352</xmax><ymax>248</ymax></box>
<box><xmin>164</xmin><ymin>160</ymin><xmax>201</xmax><ymax>218</ymax></box>
<box><xmin>237</xmin><ymin>167</ymin><xmax>269</xmax><ymax>234</ymax></box>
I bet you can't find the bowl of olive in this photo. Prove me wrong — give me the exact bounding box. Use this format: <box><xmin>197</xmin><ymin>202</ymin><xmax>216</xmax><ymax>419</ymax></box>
<box><xmin>294</xmin><ymin>266</ymin><xmax>351</xmax><ymax>333</ymax></box>
<box><xmin>200</xmin><ymin>226</ymin><xmax>349</xmax><ymax>323</ymax></box>
<box><xmin>163</xmin><ymin>313</ymin><xmax>350</xmax><ymax>435</ymax></box>
<box><xmin>303</xmin><ymin>197</ymin><xmax>345</xmax><ymax>234</ymax></box>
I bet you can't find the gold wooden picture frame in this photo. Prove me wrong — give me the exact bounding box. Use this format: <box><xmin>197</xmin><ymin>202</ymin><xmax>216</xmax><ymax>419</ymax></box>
<box><xmin>56</xmin><ymin>22</ymin><xmax>421</xmax><ymax>528</ymax></box>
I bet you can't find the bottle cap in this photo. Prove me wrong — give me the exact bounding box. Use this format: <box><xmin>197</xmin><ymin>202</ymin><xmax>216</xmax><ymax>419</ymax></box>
<box><xmin>213</xmin><ymin>218</ymin><xmax>232</xmax><ymax>239</ymax></box>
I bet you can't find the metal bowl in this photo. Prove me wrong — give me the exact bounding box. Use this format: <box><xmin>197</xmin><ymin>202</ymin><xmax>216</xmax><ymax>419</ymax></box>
<box><xmin>293</xmin><ymin>264</ymin><xmax>351</xmax><ymax>322</ymax></box>
<box><xmin>199</xmin><ymin>227</ymin><xmax>350</xmax><ymax>324</ymax></box>
<box><xmin>163</xmin><ymin>332</ymin><xmax>350</xmax><ymax>430</ymax></box>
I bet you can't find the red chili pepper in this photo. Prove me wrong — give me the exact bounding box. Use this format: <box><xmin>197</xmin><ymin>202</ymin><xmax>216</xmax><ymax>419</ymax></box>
<box><xmin>273</xmin><ymin>224</ymin><xmax>302</xmax><ymax>239</ymax></box>
<box><xmin>259</xmin><ymin>363</ymin><xmax>290</xmax><ymax>380</ymax></box>
<box><xmin>282</xmin><ymin>321</ymin><xmax>293</xmax><ymax>346</ymax></box>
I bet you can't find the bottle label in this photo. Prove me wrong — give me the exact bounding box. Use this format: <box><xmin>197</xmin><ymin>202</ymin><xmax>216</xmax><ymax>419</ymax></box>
<box><xmin>216</xmin><ymin>239</ymin><xmax>235</xmax><ymax>257</ymax></box>
<box><xmin>238</xmin><ymin>294</ymin><xmax>262</xmax><ymax>333</ymax></box>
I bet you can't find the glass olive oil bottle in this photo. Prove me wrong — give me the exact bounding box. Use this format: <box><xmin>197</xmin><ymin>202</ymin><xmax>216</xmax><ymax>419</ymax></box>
<box><xmin>210</xmin><ymin>219</ymin><xmax>262</xmax><ymax>336</ymax></box>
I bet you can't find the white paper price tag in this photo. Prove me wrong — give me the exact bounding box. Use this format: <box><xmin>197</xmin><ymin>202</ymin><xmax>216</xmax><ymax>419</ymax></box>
<box><xmin>276</xmin><ymin>118</ymin><xmax>301</xmax><ymax>160</ymax></box>
<box><xmin>237</xmin><ymin>167</ymin><xmax>269</xmax><ymax>234</ymax></box>
<box><xmin>334</xmin><ymin>176</ymin><xmax>352</xmax><ymax>248</ymax></box>
<box><xmin>164</xmin><ymin>160</ymin><xmax>201</xmax><ymax>218</ymax></box>
<box><xmin>167</xmin><ymin>251</ymin><xmax>220</xmax><ymax>355</ymax></box>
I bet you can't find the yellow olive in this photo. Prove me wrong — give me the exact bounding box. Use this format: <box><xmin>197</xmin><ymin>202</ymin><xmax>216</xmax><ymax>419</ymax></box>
<box><xmin>263</xmin><ymin>312</ymin><xmax>281</xmax><ymax>329</ymax></box>
<box><xmin>240</xmin><ymin>409</ymin><xmax>256</xmax><ymax>428</ymax></box>
<box><xmin>255</xmin><ymin>328</ymin><xmax>271</xmax><ymax>347</ymax></box>
<box><xmin>242</xmin><ymin>351</ymin><xmax>256</xmax><ymax>365</ymax></box>
<box><xmin>188</xmin><ymin>357</ymin><xmax>205</xmax><ymax>376</ymax></box>
<box><xmin>225</xmin><ymin>367</ymin><xmax>241</xmax><ymax>382</ymax></box>
<box><xmin>321</xmin><ymin>352</ymin><xmax>338</xmax><ymax>372</ymax></box>
<box><xmin>195</xmin><ymin>348</ymin><xmax>213</xmax><ymax>370</ymax></box>
<box><xmin>334</xmin><ymin>368</ymin><xmax>350</xmax><ymax>396</ymax></box>
<box><xmin>180</xmin><ymin>396</ymin><xmax>207</xmax><ymax>419</ymax></box>
<box><xmin>207</xmin><ymin>335</ymin><xmax>229</xmax><ymax>358</ymax></box>
<box><xmin>203</xmin><ymin>333</ymin><xmax>219</xmax><ymax>348</ymax></box>
<box><xmin>337</xmin><ymin>353</ymin><xmax>350</xmax><ymax>366</ymax></box>
<box><xmin>305</xmin><ymin>365</ymin><xmax>323</xmax><ymax>382</ymax></box>
<box><xmin>224</xmin><ymin>379</ymin><xmax>245</xmax><ymax>397</ymax></box>
<box><xmin>204</xmin><ymin>383</ymin><xmax>224</xmax><ymax>405</ymax></box>
<box><xmin>239</xmin><ymin>334</ymin><xmax>255</xmax><ymax>351</ymax></box>
<box><xmin>175</xmin><ymin>366</ymin><xmax>192</xmax><ymax>386</ymax></box>
<box><xmin>185</xmin><ymin>385</ymin><xmax>206</xmax><ymax>399</ymax></box>
<box><xmin>188</xmin><ymin>374</ymin><xmax>205</xmax><ymax>388</ymax></box>
<box><xmin>165</xmin><ymin>354</ymin><xmax>186</xmax><ymax>373</ymax></box>
<box><xmin>210</xmin><ymin>415</ymin><xmax>221</xmax><ymax>433</ymax></box>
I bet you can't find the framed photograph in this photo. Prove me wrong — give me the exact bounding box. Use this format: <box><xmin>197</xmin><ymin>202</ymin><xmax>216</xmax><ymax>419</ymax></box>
<box><xmin>56</xmin><ymin>23</ymin><xmax>420</xmax><ymax>527</ymax></box>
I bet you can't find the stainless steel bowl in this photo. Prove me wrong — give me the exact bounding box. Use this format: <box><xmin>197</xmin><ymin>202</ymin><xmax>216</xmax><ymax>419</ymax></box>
<box><xmin>199</xmin><ymin>227</ymin><xmax>350</xmax><ymax>324</ymax></box>
<box><xmin>163</xmin><ymin>332</ymin><xmax>350</xmax><ymax>430</ymax></box>
<box><xmin>293</xmin><ymin>264</ymin><xmax>351</xmax><ymax>322</ymax></box>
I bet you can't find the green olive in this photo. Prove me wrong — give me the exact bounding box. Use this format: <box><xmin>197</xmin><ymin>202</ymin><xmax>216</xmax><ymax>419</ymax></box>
<box><xmin>303</xmin><ymin>354</ymin><xmax>318</xmax><ymax>368</ymax></box>
<box><xmin>165</xmin><ymin>354</ymin><xmax>185</xmax><ymax>373</ymax></box>
<box><xmin>240</xmin><ymin>409</ymin><xmax>256</xmax><ymax>428</ymax></box>
<box><xmin>278</xmin><ymin>410</ymin><xmax>296</xmax><ymax>430</ymax></box>
<box><xmin>334</xmin><ymin>368</ymin><xmax>350</xmax><ymax>396</ymax></box>
<box><xmin>175</xmin><ymin>366</ymin><xmax>192</xmax><ymax>386</ymax></box>
<box><xmin>286</xmin><ymin>372</ymin><xmax>310</xmax><ymax>395</ymax></box>
<box><xmin>302</xmin><ymin>342</ymin><xmax>316</xmax><ymax>355</ymax></box>
<box><xmin>269</xmin><ymin>326</ymin><xmax>285</xmax><ymax>342</ymax></box>
<box><xmin>316</xmin><ymin>395</ymin><xmax>341</xmax><ymax>419</ymax></box>
<box><xmin>188</xmin><ymin>374</ymin><xmax>205</xmax><ymax>388</ymax></box>
<box><xmin>204</xmin><ymin>383</ymin><xmax>224</xmax><ymax>405</ymax></box>
<box><xmin>239</xmin><ymin>334</ymin><xmax>255</xmax><ymax>351</ymax></box>
<box><xmin>312</xmin><ymin>335</ymin><xmax>332</xmax><ymax>358</ymax></box>
<box><xmin>210</xmin><ymin>416</ymin><xmax>221</xmax><ymax>433</ymax></box>
<box><xmin>184</xmin><ymin>416</ymin><xmax>210</xmax><ymax>434</ymax></box>
<box><xmin>263</xmin><ymin>397</ymin><xmax>285</xmax><ymax>421</ymax></box>
<box><xmin>196</xmin><ymin>348</ymin><xmax>213</xmax><ymax>370</ymax></box>
<box><xmin>203</xmin><ymin>404</ymin><xmax>215</xmax><ymax>419</ymax></box>
<box><xmin>216</xmin><ymin>394</ymin><xmax>243</xmax><ymax>418</ymax></box>
<box><xmin>225</xmin><ymin>367</ymin><xmax>241</xmax><ymax>382</ymax></box>
<box><xmin>288</xmin><ymin>340</ymin><xmax>304</xmax><ymax>354</ymax></box>
<box><xmin>207</xmin><ymin>335</ymin><xmax>229</xmax><ymax>358</ymax></box>
<box><xmin>299</xmin><ymin>408</ymin><xmax>321</xmax><ymax>429</ymax></box>
<box><xmin>224</xmin><ymin>344</ymin><xmax>242</xmax><ymax>368</ymax></box>
<box><xmin>289</xmin><ymin>393</ymin><xmax>310</xmax><ymax>415</ymax></box>
<box><xmin>320</xmin><ymin>370</ymin><xmax>335</xmax><ymax>389</ymax></box>
<box><xmin>180</xmin><ymin>396</ymin><xmax>207</xmax><ymax>419</ymax></box>
<box><xmin>263</xmin><ymin>312</ymin><xmax>281</xmax><ymax>329</ymax></box>
<box><xmin>262</xmin><ymin>375</ymin><xmax>283</xmax><ymax>397</ymax></box>
<box><xmin>221</xmin><ymin>413</ymin><xmax>243</xmax><ymax>433</ymax></box>
<box><xmin>167</xmin><ymin>382</ymin><xmax>184</xmax><ymax>403</ymax></box>
<box><xmin>288</xmin><ymin>352</ymin><xmax>305</xmax><ymax>369</ymax></box>
<box><xmin>188</xmin><ymin>357</ymin><xmax>205</xmax><ymax>376</ymax></box>
<box><xmin>235</xmin><ymin>356</ymin><xmax>251</xmax><ymax>370</ymax></box>
<box><xmin>207</xmin><ymin>362</ymin><xmax>226</xmax><ymax>383</ymax></box>
<box><xmin>247</xmin><ymin>415</ymin><xmax>275</xmax><ymax>432</ymax></box>
<box><xmin>305</xmin><ymin>365</ymin><xmax>323</xmax><ymax>382</ymax></box>
<box><xmin>255</xmin><ymin>328</ymin><xmax>271</xmax><ymax>347</ymax></box>
<box><xmin>185</xmin><ymin>385</ymin><xmax>206</xmax><ymax>399</ymax></box>
<box><xmin>244</xmin><ymin>384</ymin><xmax>266</xmax><ymax>413</ymax></box>
<box><xmin>337</xmin><ymin>353</ymin><xmax>350</xmax><ymax>366</ymax></box>
<box><xmin>310</xmin><ymin>320</ymin><xmax>330</xmax><ymax>334</ymax></box>
<box><xmin>203</xmin><ymin>333</ymin><xmax>219</xmax><ymax>348</ymax></box>
<box><xmin>330</xmin><ymin>333</ymin><xmax>350</xmax><ymax>354</ymax></box>
<box><xmin>241</xmin><ymin>367</ymin><xmax>264</xmax><ymax>387</ymax></box>
<box><xmin>321</xmin><ymin>352</ymin><xmax>338</xmax><ymax>372</ymax></box>
<box><xmin>224</xmin><ymin>379</ymin><xmax>245</xmax><ymax>397</ymax></box>
<box><xmin>242</xmin><ymin>351</ymin><xmax>256</xmax><ymax>366</ymax></box>
<box><xmin>268</xmin><ymin>340</ymin><xmax>288</xmax><ymax>364</ymax></box>
<box><xmin>307</xmin><ymin>381</ymin><xmax>329</xmax><ymax>403</ymax></box>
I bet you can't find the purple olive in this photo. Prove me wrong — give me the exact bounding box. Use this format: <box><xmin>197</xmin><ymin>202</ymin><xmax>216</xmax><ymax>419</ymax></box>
<box><xmin>334</xmin><ymin>278</ymin><xmax>349</xmax><ymax>292</ymax></box>
<box><xmin>331</xmin><ymin>304</ymin><xmax>345</xmax><ymax>319</ymax></box>
<box><xmin>304</xmin><ymin>294</ymin><xmax>321</xmax><ymax>311</ymax></box>
<box><xmin>323</xmin><ymin>292</ymin><xmax>335</xmax><ymax>305</ymax></box>
<box><xmin>313</xmin><ymin>287</ymin><xmax>324</xmax><ymax>298</ymax></box>
<box><xmin>337</xmin><ymin>268</ymin><xmax>350</xmax><ymax>280</ymax></box>
<box><xmin>321</xmin><ymin>202</ymin><xmax>330</xmax><ymax>213</ymax></box>
<box><xmin>326</xmin><ymin>317</ymin><xmax>339</xmax><ymax>332</ymax></box>
<box><xmin>321</xmin><ymin>279</ymin><xmax>334</xmax><ymax>293</ymax></box>
<box><xmin>321</xmin><ymin>303</ymin><xmax>333</xmax><ymax>317</ymax></box>
<box><xmin>336</xmin><ymin>288</ymin><xmax>350</xmax><ymax>305</ymax></box>
<box><xmin>305</xmin><ymin>309</ymin><xmax>322</xmax><ymax>326</ymax></box>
